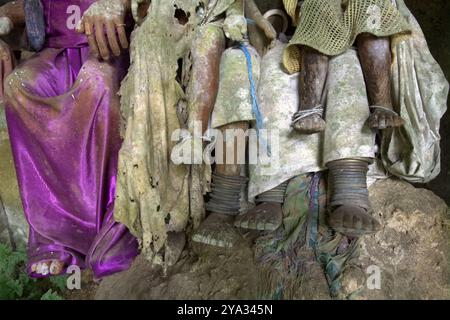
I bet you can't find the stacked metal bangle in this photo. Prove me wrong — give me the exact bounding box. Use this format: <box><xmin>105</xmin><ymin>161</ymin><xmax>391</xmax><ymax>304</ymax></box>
<box><xmin>256</xmin><ymin>181</ymin><xmax>289</xmax><ymax>204</ymax></box>
<box><xmin>205</xmin><ymin>174</ymin><xmax>248</xmax><ymax>216</ymax></box>
<box><xmin>327</xmin><ymin>159</ymin><xmax>370</xmax><ymax>210</ymax></box>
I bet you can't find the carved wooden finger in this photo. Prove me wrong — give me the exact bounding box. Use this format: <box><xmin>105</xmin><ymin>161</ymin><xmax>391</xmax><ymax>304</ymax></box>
<box><xmin>113</xmin><ymin>17</ymin><xmax>128</xmax><ymax>49</ymax></box>
<box><xmin>84</xmin><ymin>17</ymin><xmax>100</xmax><ymax>58</ymax></box>
<box><xmin>245</xmin><ymin>0</ymin><xmax>277</xmax><ymax>40</ymax></box>
<box><xmin>105</xmin><ymin>20</ymin><xmax>121</xmax><ymax>56</ymax></box>
<box><xmin>94</xmin><ymin>19</ymin><xmax>110</xmax><ymax>60</ymax></box>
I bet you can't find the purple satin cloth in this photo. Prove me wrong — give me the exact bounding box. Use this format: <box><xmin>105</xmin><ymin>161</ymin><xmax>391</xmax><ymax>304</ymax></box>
<box><xmin>43</xmin><ymin>0</ymin><xmax>92</xmax><ymax>48</ymax></box>
<box><xmin>4</xmin><ymin>1</ymin><xmax>138</xmax><ymax>279</ymax></box>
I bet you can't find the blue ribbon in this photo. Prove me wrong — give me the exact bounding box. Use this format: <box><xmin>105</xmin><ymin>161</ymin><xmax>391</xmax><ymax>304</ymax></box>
<box><xmin>239</xmin><ymin>44</ymin><xmax>271</xmax><ymax>155</ymax></box>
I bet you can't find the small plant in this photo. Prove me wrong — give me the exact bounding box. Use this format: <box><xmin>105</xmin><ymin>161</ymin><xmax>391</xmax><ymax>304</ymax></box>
<box><xmin>0</xmin><ymin>243</ymin><xmax>67</xmax><ymax>300</ymax></box>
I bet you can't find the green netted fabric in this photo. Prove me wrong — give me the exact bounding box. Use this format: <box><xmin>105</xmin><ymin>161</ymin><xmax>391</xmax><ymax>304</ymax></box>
<box><xmin>283</xmin><ymin>0</ymin><xmax>411</xmax><ymax>74</ymax></box>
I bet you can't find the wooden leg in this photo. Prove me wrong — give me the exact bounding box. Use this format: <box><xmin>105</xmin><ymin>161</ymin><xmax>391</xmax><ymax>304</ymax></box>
<box><xmin>186</xmin><ymin>25</ymin><xmax>225</xmax><ymax>134</ymax></box>
<box><xmin>216</xmin><ymin>122</ymin><xmax>249</xmax><ymax>176</ymax></box>
<box><xmin>292</xmin><ymin>46</ymin><xmax>328</xmax><ymax>134</ymax></box>
<box><xmin>357</xmin><ymin>33</ymin><xmax>404</xmax><ymax>129</ymax></box>
<box><xmin>192</xmin><ymin>121</ymin><xmax>249</xmax><ymax>248</ymax></box>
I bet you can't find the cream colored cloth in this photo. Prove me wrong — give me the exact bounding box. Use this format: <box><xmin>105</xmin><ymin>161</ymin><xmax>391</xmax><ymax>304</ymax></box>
<box><xmin>248</xmin><ymin>41</ymin><xmax>323</xmax><ymax>199</ymax></box>
<box><xmin>381</xmin><ymin>0</ymin><xmax>449</xmax><ymax>183</ymax></box>
<box><xmin>211</xmin><ymin>45</ymin><xmax>259</xmax><ymax>129</ymax></box>
<box><xmin>323</xmin><ymin>48</ymin><xmax>377</xmax><ymax>164</ymax></box>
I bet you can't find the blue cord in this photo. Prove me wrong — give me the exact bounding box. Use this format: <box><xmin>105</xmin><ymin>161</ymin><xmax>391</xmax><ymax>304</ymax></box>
<box><xmin>239</xmin><ymin>44</ymin><xmax>271</xmax><ymax>155</ymax></box>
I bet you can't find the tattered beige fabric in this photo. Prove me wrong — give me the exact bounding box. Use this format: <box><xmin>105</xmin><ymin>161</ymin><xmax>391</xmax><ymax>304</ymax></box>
<box><xmin>382</xmin><ymin>0</ymin><xmax>449</xmax><ymax>183</ymax></box>
<box><xmin>323</xmin><ymin>48</ymin><xmax>377</xmax><ymax>164</ymax></box>
<box><xmin>115</xmin><ymin>0</ymin><xmax>237</xmax><ymax>264</ymax></box>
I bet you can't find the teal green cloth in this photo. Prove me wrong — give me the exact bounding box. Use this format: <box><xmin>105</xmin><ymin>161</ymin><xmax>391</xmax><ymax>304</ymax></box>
<box><xmin>255</xmin><ymin>173</ymin><xmax>362</xmax><ymax>299</ymax></box>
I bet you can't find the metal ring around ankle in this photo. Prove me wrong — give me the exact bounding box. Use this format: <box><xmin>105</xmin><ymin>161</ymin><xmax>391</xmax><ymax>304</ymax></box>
<box><xmin>256</xmin><ymin>181</ymin><xmax>288</xmax><ymax>204</ymax></box>
<box><xmin>328</xmin><ymin>159</ymin><xmax>370</xmax><ymax>210</ymax></box>
<box><xmin>206</xmin><ymin>174</ymin><xmax>248</xmax><ymax>216</ymax></box>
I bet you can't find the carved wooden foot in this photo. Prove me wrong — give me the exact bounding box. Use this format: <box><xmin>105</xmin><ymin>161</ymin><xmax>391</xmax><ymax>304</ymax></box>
<box><xmin>368</xmin><ymin>107</ymin><xmax>405</xmax><ymax>130</ymax></box>
<box><xmin>234</xmin><ymin>202</ymin><xmax>283</xmax><ymax>231</ymax></box>
<box><xmin>328</xmin><ymin>205</ymin><xmax>381</xmax><ymax>237</ymax></box>
<box><xmin>292</xmin><ymin>114</ymin><xmax>326</xmax><ymax>134</ymax></box>
<box><xmin>192</xmin><ymin>213</ymin><xmax>240</xmax><ymax>248</ymax></box>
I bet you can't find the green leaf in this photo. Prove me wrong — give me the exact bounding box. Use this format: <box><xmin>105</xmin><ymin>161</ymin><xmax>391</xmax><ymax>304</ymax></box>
<box><xmin>0</xmin><ymin>278</ymin><xmax>23</xmax><ymax>299</ymax></box>
<box><xmin>41</xmin><ymin>289</ymin><xmax>64</xmax><ymax>300</ymax></box>
<box><xmin>0</xmin><ymin>243</ymin><xmax>66</xmax><ymax>300</ymax></box>
<box><xmin>49</xmin><ymin>274</ymin><xmax>68</xmax><ymax>292</ymax></box>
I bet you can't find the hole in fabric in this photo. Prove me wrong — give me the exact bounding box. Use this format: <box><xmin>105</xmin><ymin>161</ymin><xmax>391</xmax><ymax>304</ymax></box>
<box><xmin>176</xmin><ymin>58</ymin><xmax>183</xmax><ymax>84</ymax></box>
<box><xmin>174</xmin><ymin>6</ymin><xmax>190</xmax><ymax>25</ymax></box>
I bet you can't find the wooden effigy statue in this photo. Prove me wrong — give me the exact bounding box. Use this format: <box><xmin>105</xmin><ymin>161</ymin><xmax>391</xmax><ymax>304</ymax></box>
<box><xmin>282</xmin><ymin>0</ymin><xmax>414</xmax><ymax>237</ymax></box>
<box><xmin>193</xmin><ymin>0</ymin><xmax>448</xmax><ymax>249</ymax></box>
<box><xmin>0</xmin><ymin>0</ymin><xmax>446</xmax><ymax>282</ymax></box>
<box><xmin>191</xmin><ymin>0</ymin><xmax>447</xmax><ymax>298</ymax></box>
<box><xmin>0</xmin><ymin>0</ymin><xmax>139</xmax><ymax>278</ymax></box>
<box><xmin>100</xmin><ymin>0</ymin><xmax>249</xmax><ymax>265</ymax></box>
<box><xmin>191</xmin><ymin>0</ymin><xmax>283</xmax><ymax>248</ymax></box>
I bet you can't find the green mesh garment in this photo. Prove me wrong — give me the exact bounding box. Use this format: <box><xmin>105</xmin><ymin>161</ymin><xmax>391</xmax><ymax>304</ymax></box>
<box><xmin>283</xmin><ymin>0</ymin><xmax>411</xmax><ymax>74</ymax></box>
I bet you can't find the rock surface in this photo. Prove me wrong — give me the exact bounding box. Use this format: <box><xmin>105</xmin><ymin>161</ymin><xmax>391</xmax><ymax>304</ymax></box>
<box><xmin>0</xmin><ymin>106</ymin><xmax>28</xmax><ymax>247</ymax></box>
<box><xmin>339</xmin><ymin>179</ymin><xmax>450</xmax><ymax>299</ymax></box>
<box><xmin>95</xmin><ymin>179</ymin><xmax>450</xmax><ymax>300</ymax></box>
<box><xmin>95</xmin><ymin>237</ymin><xmax>261</xmax><ymax>300</ymax></box>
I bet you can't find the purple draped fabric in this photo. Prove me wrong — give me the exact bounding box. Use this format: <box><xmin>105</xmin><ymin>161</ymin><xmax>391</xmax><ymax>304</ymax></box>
<box><xmin>43</xmin><ymin>0</ymin><xmax>91</xmax><ymax>48</ymax></box>
<box><xmin>4</xmin><ymin>0</ymin><xmax>138</xmax><ymax>279</ymax></box>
